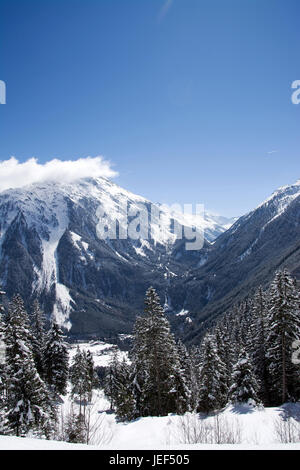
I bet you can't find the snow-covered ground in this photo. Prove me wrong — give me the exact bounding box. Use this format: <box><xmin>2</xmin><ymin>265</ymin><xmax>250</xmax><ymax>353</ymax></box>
<box><xmin>1</xmin><ymin>389</ymin><xmax>300</xmax><ymax>450</ymax></box>
<box><xmin>57</xmin><ymin>393</ymin><xmax>300</xmax><ymax>450</ymax></box>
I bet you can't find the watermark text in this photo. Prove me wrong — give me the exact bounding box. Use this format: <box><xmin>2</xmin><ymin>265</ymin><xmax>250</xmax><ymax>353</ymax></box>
<box><xmin>291</xmin><ymin>80</ymin><xmax>300</xmax><ymax>105</ymax></box>
<box><xmin>0</xmin><ymin>80</ymin><xmax>6</xmax><ymax>104</ymax></box>
<box><xmin>96</xmin><ymin>202</ymin><xmax>205</xmax><ymax>251</ymax></box>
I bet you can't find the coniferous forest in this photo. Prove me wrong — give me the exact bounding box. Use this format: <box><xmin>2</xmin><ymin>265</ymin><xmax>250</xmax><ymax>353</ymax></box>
<box><xmin>0</xmin><ymin>291</ymin><xmax>97</xmax><ymax>440</ymax></box>
<box><xmin>0</xmin><ymin>268</ymin><xmax>300</xmax><ymax>442</ymax></box>
<box><xmin>103</xmin><ymin>269</ymin><xmax>300</xmax><ymax>421</ymax></box>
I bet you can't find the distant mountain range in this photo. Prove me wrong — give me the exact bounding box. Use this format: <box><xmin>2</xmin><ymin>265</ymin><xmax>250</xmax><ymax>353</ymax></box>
<box><xmin>0</xmin><ymin>177</ymin><xmax>299</xmax><ymax>342</ymax></box>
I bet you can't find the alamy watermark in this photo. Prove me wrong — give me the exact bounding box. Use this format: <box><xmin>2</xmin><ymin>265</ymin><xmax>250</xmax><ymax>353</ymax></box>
<box><xmin>291</xmin><ymin>80</ymin><xmax>300</xmax><ymax>105</ymax></box>
<box><xmin>0</xmin><ymin>80</ymin><xmax>6</xmax><ymax>104</ymax></box>
<box><xmin>96</xmin><ymin>202</ymin><xmax>204</xmax><ymax>251</ymax></box>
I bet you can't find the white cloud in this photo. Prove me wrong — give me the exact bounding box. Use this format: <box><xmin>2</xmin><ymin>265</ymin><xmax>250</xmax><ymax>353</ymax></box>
<box><xmin>0</xmin><ymin>155</ymin><xmax>118</xmax><ymax>192</ymax></box>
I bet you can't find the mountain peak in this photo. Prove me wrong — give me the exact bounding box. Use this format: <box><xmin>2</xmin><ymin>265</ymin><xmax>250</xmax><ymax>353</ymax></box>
<box><xmin>250</xmin><ymin>178</ymin><xmax>300</xmax><ymax>217</ymax></box>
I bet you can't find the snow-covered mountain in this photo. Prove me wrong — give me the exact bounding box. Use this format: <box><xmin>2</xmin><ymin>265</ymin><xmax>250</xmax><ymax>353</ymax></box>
<box><xmin>0</xmin><ymin>177</ymin><xmax>233</xmax><ymax>337</ymax></box>
<box><xmin>174</xmin><ymin>179</ymin><xmax>300</xmax><ymax>343</ymax></box>
<box><xmin>2</xmin><ymin>175</ymin><xmax>298</xmax><ymax>342</ymax></box>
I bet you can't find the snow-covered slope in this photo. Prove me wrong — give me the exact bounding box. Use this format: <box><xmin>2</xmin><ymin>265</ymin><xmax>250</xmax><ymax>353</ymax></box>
<box><xmin>0</xmin><ymin>176</ymin><xmax>232</xmax><ymax>252</ymax></box>
<box><xmin>233</xmin><ymin>178</ymin><xmax>300</xmax><ymax>237</ymax></box>
<box><xmin>256</xmin><ymin>178</ymin><xmax>300</xmax><ymax>211</ymax></box>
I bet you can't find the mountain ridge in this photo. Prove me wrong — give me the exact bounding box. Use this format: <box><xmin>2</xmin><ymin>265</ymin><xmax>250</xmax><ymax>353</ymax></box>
<box><xmin>174</xmin><ymin>178</ymin><xmax>300</xmax><ymax>342</ymax></box>
<box><xmin>0</xmin><ymin>176</ymin><xmax>299</xmax><ymax>341</ymax></box>
<box><xmin>0</xmin><ymin>176</ymin><xmax>233</xmax><ymax>337</ymax></box>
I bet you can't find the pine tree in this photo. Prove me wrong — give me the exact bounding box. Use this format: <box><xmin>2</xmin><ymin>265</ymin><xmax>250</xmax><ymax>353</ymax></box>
<box><xmin>104</xmin><ymin>352</ymin><xmax>138</xmax><ymax>421</ymax></box>
<box><xmin>0</xmin><ymin>288</ymin><xmax>11</xmax><ymax>435</ymax></box>
<box><xmin>30</xmin><ymin>299</ymin><xmax>46</xmax><ymax>379</ymax></box>
<box><xmin>249</xmin><ymin>286</ymin><xmax>270</xmax><ymax>403</ymax></box>
<box><xmin>4</xmin><ymin>294</ymin><xmax>55</xmax><ymax>437</ymax></box>
<box><xmin>131</xmin><ymin>287</ymin><xmax>185</xmax><ymax>417</ymax></box>
<box><xmin>214</xmin><ymin>323</ymin><xmax>234</xmax><ymax>404</ymax></box>
<box><xmin>86</xmin><ymin>349</ymin><xmax>99</xmax><ymax>399</ymax></box>
<box><xmin>228</xmin><ymin>348</ymin><xmax>260</xmax><ymax>405</ymax></box>
<box><xmin>266</xmin><ymin>269</ymin><xmax>300</xmax><ymax>404</ymax></box>
<box><xmin>69</xmin><ymin>347</ymin><xmax>90</xmax><ymax>415</ymax></box>
<box><xmin>44</xmin><ymin>321</ymin><xmax>69</xmax><ymax>397</ymax></box>
<box><xmin>187</xmin><ymin>345</ymin><xmax>201</xmax><ymax>412</ymax></box>
<box><xmin>176</xmin><ymin>340</ymin><xmax>194</xmax><ymax>413</ymax></box>
<box><xmin>0</xmin><ymin>287</ymin><xmax>5</xmax><ymax>368</ymax></box>
<box><xmin>113</xmin><ymin>358</ymin><xmax>135</xmax><ymax>422</ymax></box>
<box><xmin>236</xmin><ymin>300</ymin><xmax>253</xmax><ymax>353</ymax></box>
<box><xmin>104</xmin><ymin>349</ymin><xmax>122</xmax><ymax>411</ymax></box>
<box><xmin>0</xmin><ymin>287</ymin><xmax>5</xmax><ymax>366</ymax></box>
<box><xmin>64</xmin><ymin>404</ymin><xmax>86</xmax><ymax>444</ymax></box>
<box><xmin>197</xmin><ymin>333</ymin><xmax>227</xmax><ymax>413</ymax></box>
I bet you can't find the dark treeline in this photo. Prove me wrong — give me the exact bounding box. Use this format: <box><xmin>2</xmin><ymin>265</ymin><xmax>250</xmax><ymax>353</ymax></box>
<box><xmin>105</xmin><ymin>269</ymin><xmax>300</xmax><ymax>421</ymax></box>
<box><xmin>0</xmin><ymin>292</ymin><xmax>97</xmax><ymax>439</ymax></box>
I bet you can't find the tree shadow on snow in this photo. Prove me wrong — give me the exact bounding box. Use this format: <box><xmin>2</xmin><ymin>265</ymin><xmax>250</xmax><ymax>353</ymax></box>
<box><xmin>227</xmin><ymin>403</ymin><xmax>258</xmax><ymax>415</ymax></box>
<box><xmin>278</xmin><ymin>403</ymin><xmax>300</xmax><ymax>422</ymax></box>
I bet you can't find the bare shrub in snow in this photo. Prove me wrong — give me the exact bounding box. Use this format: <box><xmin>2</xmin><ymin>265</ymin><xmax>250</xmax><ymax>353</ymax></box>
<box><xmin>56</xmin><ymin>396</ymin><xmax>114</xmax><ymax>446</ymax></box>
<box><xmin>55</xmin><ymin>404</ymin><xmax>85</xmax><ymax>444</ymax></box>
<box><xmin>175</xmin><ymin>413</ymin><xmax>214</xmax><ymax>444</ymax></box>
<box><xmin>84</xmin><ymin>401</ymin><xmax>114</xmax><ymax>446</ymax></box>
<box><xmin>212</xmin><ymin>413</ymin><xmax>243</xmax><ymax>444</ymax></box>
<box><xmin>274</xmin><ymin>415</ymin><xmax>300</xmax><ymax>444</ymax></box>
<box><xmin>174</xmin><ymin>412</ymin><xmax>243</xmax><ymax>445</ymax></box>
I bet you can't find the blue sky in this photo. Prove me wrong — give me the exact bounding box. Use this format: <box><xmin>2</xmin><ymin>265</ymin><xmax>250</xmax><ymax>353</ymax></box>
<box><xmin>0</xmin><ymin>0</ymin><xmax>300</xmax><ymax>217</ymax></box>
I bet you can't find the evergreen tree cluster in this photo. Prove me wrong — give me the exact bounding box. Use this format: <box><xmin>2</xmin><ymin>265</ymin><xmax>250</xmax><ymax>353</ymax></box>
<box><xmin>0</xmin><ymin>288</ymin><xmax>100</xmax><ymax>441</ymax></box>
<box><xmin>213</xmin><ymin>269</ymin><xmax>300</xmax><ymax>407</ymax></box>
<box><xmin>0</xmin><ymin>292</ymin><xmax>69</xmax><ymax>437</ymax></box>
<box><xmin>70</xmin><ymin>346</ymin><xmax>99</xmax><ymax>408</ymax></box>
<box><xmin>105</xmin><ymin>270</ymin><xmax>300</xmax><ymax>420</ymax></box>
